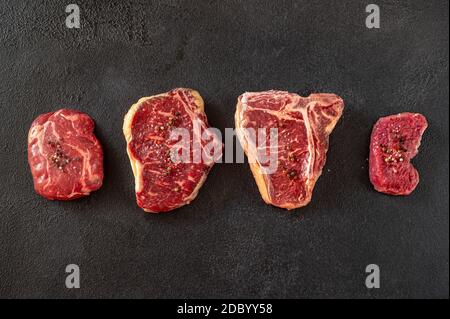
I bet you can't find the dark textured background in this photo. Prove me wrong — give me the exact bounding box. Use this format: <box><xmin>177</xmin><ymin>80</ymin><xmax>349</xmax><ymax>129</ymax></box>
<box><xmin>0</xmin><ymin>0</ymin><xmax>448</xmax><ymax>299</ymax></box>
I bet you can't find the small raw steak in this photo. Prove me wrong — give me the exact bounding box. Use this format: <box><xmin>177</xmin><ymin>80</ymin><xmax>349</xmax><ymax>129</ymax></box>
<box><xmin>369</xmin><ymin>112</ymin><xmax>428</xmax><ymax>195</ymax></box>
<box><xmin>235</xmin><ymin>90</ymin><xmax>344</xmax><ymax>210</ymax></box>
<box><xmin>123</xmin><ymin>88</ymin><xmax>221</xmax><ymax>213</ymax></box>
<box><xmin>28</xmin><ymin>109</ymin><xmax>104</xmax><ymax>200</ymax></box>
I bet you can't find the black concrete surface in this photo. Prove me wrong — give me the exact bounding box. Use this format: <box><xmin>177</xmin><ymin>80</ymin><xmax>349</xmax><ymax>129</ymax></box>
<box><xmin>0</xmin><ymin>0</ymin><xmax>448</xmax><ymax>298</ymax></box>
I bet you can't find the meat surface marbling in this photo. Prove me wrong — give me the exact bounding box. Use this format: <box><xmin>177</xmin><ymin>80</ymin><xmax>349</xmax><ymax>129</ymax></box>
<box><xmin>369</xmin><ymin>112</ymin><xmax>428</xmax><ymax>196</ymax></box>
<box><xmin>28</xmin><ymin>109</ymin><xmax>104</xmax><ymax>200</ymax></box>
<box><xmin>235</xmin><ymin>90</ymin><xmax>344</xmax><ymax>210</ymax></box>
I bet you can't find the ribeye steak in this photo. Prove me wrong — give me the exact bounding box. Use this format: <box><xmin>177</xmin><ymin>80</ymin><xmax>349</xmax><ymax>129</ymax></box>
<box><xmin>369</xmin><ymin>112</ymin><xmax>428</xmax><ymax>195</ymax></box>
<box><xmin>235</xmin><ymin>90</ymin><xmax>344</xmax><ymax>210</ymax></box>
<box><xmin>123</xmin><ymin>88</ymin><xmax>220</xmax><ymax>213</ymax></box>
<box><xmin>28</xmin><ymin>109</ymin><xmax>104</xmax><ymax>200</ymax></box>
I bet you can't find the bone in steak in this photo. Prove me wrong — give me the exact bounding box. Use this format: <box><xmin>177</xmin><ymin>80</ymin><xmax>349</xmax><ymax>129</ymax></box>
<box><xmin>123</xmin><ymin>88</ymin><xmax>221</xmax><ymax>213</ymax></box>
<box><xmin>28</xmin><ymin>109</ymin><xmax>104</xmax><ymax>200</ymax></box>
<box><xmin>235</xmin><ymin>90</ymin><xmax>344</xmax><ymax>210</ymax></box>
<box><xmin>369</xmin><ymin>112</ymin><xmax>428</xmax><ymax>195</ymax></box>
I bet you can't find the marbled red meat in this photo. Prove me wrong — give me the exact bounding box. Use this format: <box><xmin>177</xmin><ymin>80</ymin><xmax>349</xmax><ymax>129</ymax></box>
<box><xmin>123</xmin><ymin>88</ymin><xmax>221</xmax><ymax>213</ymax></box>
<box><xmin>369</xmin><ymin>112</ymin><xmax>428</xmax><ymax>195</ymax></box>
<box><xmin>27</xmin><ymin>109</ymin><xmax>104</xmax><ymax>200</ymax></box>
<box><xmin>235</xmin><ymin>90</ymin><xmax>344</xmax><ymax>210</ymax></box>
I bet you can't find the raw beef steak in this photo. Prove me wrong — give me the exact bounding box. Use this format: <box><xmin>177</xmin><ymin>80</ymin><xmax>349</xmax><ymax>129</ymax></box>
<box><xmin>369</xmin><ymin>113</ymin><xmax>428</xmax><ymax>195</ymax></box>
<box><xmin>123</xmin><ymin>88</ymin><xmax>221</xmax><ymax>213</ymax></box>
<box><xmin>28</xmin><ymin>109</ymin><xmax>104</xmax><ymax>200</ymax></box>
<box><xmin>235</xmin><ymin>90</ymin><xmax>344</xmax><ymax>210</ymax></box>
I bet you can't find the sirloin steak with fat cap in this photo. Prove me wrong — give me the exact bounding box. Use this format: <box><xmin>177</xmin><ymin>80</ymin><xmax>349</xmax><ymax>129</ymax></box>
<box><xmin>28</xmin><ymin>109</ymin><xmax>104</xmax><ymax>200</ymax></box>
<box><xmin>235</xmin><ymin>90</ymin><xmax>344</xmax><ymax>210</ymax></box>
<box><xmin>369</xmin><ymin>112</ymin><xmax>428</xmax><ymax>195</ymax></box>
<box><xmin>123</xmin><ymin>88</ymin><xmax>221</xmax><ymax>213</ymax></box>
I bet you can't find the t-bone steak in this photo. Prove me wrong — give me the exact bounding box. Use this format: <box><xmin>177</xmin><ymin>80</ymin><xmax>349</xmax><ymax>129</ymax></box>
<box><xmin>369</xmin><ymin>112</ymin><xmax>428</xmax><ymax>195</ymax></box>
<box><xmin>235</xmin><ymin>90</ymin><xmax>344</xmax><ymax>210</ymax></box>
<box><xmin>123</xmin><ymin>88</ymin><xmax>221</xmax><ymax>213</ymax></box>
<box><xmin>28</xmin><ymin>109</ymin><xmax>104</xmax><ymax>200</ymax></box>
